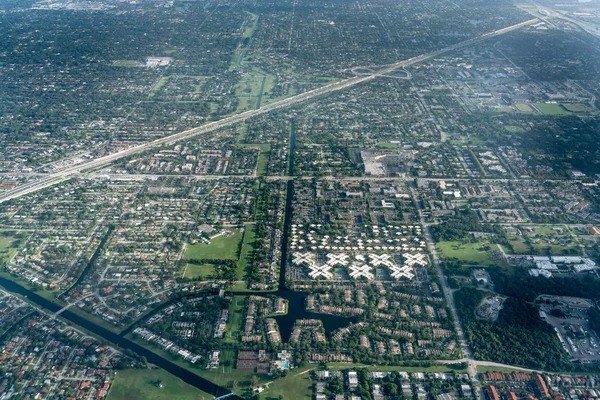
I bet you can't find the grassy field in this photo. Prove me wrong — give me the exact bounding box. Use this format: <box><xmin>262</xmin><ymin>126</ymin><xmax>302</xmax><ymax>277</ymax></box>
<box><xmin>0</xmin><ymin>237</ymin><xmax>14</xmax><ymax>250</ymax></box>
<box><xmin>238</xmin><ymin>225</ymin><xmax>256</xmax><ymax>280</ymax></box>
<box><xmin>493</xmin><ymin>106</ymin><xmax>514</xmax><ymax>113</ymax></box>
<box><xmin>437</xmin><ymin>241</ymin><xmax>495</xmax><ymax>265</ymax></box>
<box><xmin>182</xmin><ymin>263</ymin><xmax>215</xmax><ymax>279</ymax></box>
<box><xmin>514</xmin><ymin>103</ymin><xmax>535</xmax><ymax>113</ymax></box>
<box><xmin>521</xmin><ymin>225</ymin><xmax>579</xmax><ymax>255</ymax></box>
<box><xmin>505</xmin><ymin>240</ymin><xmax>531</xmax><ymax>254</ymax></box>
<box><xmin>504</xmin><ymin>125</ymin><xmax>526</xmax><ymax>133</ymax></box>
<box><xmin>128</xmin><ymin>335</ymin><xmax>270</xmax><ymax>394</ymax></box>
<box><xmin>112</xmin><ymin>60</ymin><xmax>140</xmax><ymax>67</ymax></box>
<box><xmin>148</xmin><ymin>77</ymin><xmax>170</xmax><ymax>98</ymax></box>
<box><xmin>108</xmin><ymin>368</ymin><xmax>211</xmax><ymax>400</ymax></box>
<box><xmin>0</xmin><ymin>237</ymin><xmax>17</xmax><ymax>262</ymax></box>
<box><xmin>562</xmin><ymin>103</ymin><xmax>594</xmax><ymax>113</ymax></box>
<box><xmin>259</xmin><ymin>365</ymin><xmax>314</xmax><ymax>400</ymax></box>
<box><xmin>234</xmin><ymin>77</ymin><xmax>266</xmax><ymax>112</ymax></box>
<box><xmin>184</xmin><ymin>230</ymin><xmax>242</xmax><ymax>260</ymax></box>
<box><xmin>375</xmin><ymin>142</ymin><xmax>399</xmax><ymax>149</ymax></box>
<box><xmin>534</xmin><ymin>102</ymin><xmax>571</xmax><ymax>116</ymax></box>
<box><xmin>223</xmin><ymin>295</ymin><xmax>245</xmax><ymax>343</ymax></box>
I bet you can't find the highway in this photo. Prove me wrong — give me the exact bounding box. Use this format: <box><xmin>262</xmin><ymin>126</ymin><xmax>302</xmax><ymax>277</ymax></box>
<box><xmin>0</xmin><ymin>17</ymin><xmax>538</xmax><ymax>205</ymax></box>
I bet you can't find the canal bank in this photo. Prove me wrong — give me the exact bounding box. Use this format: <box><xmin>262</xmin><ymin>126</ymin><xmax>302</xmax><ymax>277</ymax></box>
<box><xmin>266</xmin><ymin>119</ymin><xmax>355</xmax><ymax>339</ymax></box>
<box><xmin>0</xmin><ymin>275</ymin><xmax>240</xmax><ymax>399</ymax></box>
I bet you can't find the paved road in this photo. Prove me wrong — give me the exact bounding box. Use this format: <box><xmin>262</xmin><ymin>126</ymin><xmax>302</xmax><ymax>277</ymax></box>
<box><xmin>0</xmin><ymin>18</ymin><xmax>538</xmax><ymax>205</ymax></box>
<box><xmin>439</xmin><ymin>358</ymin><xmax>544</xmax><ymax>374</ymax></box>
<box><xmin>411</xmin><ymin>185</ymin><xmax>483</xmax><ymax>398</ymax></box>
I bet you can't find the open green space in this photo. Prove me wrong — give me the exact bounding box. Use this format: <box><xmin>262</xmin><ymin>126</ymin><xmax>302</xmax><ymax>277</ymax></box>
<box><xmin>223</xmin><ymin>295</ymin><xmax>244</xmax><ymax>343</ymax></box>
<box><xmin>259</xmin><ymin>365</ymin><xmax>314</xmax><ymax>400</ymax></box>
<box><xmin>562</xmin><ymin>103</ymin><xmax>596</xmax><ymax>113</ymax></box>
<box><xmin>111</xmin><ymin>60</ymin><xmax>140</xmax><ymax>67</ymax></box>
<box><xmin>437</xmin><ymin>241</ymin><xmax>495</xmax><ymax>265</ymax></box>
<box><xmin>148</xmin><ymin>77</ymin><xmax>170</xmax><ymax>98</ymax></box>
<box><xmin>375</xmin><ymin>142</ymin><xmax>399</xmax><ymax>149</ymax></box>
<box><xmin>493</xmin><ymin>106</ymin><xmax>514</xmax><ymax>113</ymax></box>
<box><xmin>242</xmin><ymin>12</ymin><xmax>258</xmax><ymax>38</ymax></box>
<box><xmin>514</xmin><ymin>103</ymin><xmax>535</xmax><ymax>113</ymax></box>
<box><xmin>0</xmin><ymin>237</ymin><xmax>17</xmax><ymax>263</ymax></box>
<box><xmin>127</xmin><ymin>336</ymin><xmax>270</xmax><ymax>394</ymax></box>
<box><xmin>505</xmin><ymin>240</ymin><xmax>531</xmax><ymax>254</ymax></box>
<box><xmin>238</xmin><ymin>225</ymin><xmax>257</xmax><ymax>280</ymax></box>
<box><xmin>182</xmin><ymin>263</ymin><xmax>215</xmax><ymax>280</ymax></box>
<box><xmin>519</xmin><ymin>225</ymin><xmax>579</xmax><ymax>255</ymax></box>
<box><xmin>196</xmin><ymin>350</ymin><xmax>271</xmax><ymax>390</ymax></box>
<box><xmin>0</xmin><ymin>236</ymin><xmax>14</xmax><ymax>250</ymax></box>
<box><xmin>184</xmin><ymin>230</ymin><xmax>242</xmax><ymax>260</ymax></box>
<box><xmin>108</xmin><ymin>368</ymin><xmax>211</xmax><ymax>400</ymax></box>
<box><xmin>533</xmin><ymin>102</ymin><xmax>571</xmax><ymax>116</ymax></box>
<box><xmin>234</xmin><ymin>77</ymin><xmax>265</xmax><ymax>112</ymax></box>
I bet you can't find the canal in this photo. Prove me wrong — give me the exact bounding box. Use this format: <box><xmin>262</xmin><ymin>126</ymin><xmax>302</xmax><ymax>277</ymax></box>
<box><xmin>0</xmin><ymin>276</ymin><xmax>240</xmax><ymax>399</ymax></box>
<box><xmin>0</xmin><ymin>120</ymin><xmax>352</xmax><ymax>398</ymax></box>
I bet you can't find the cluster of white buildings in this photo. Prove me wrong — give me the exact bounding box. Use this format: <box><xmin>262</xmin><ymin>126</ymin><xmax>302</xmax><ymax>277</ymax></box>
<box><xmin>529</xmin><ymin>255</ymin><xmax>597</xmax><ymax>277</ymax></box>
<box><xmin>133</xmin><ymin>327</ymin><xmax>202</xmax><ymax>363</ymax></box>
<box><xmin>290</xmin><ymin>224</ymin><xmax>427</xmax><ymax>253</ymax></box>
<box><xmin>292</xmin><ymin>251</ymin><xmax>428</xmax><ymax>281</ymax></box>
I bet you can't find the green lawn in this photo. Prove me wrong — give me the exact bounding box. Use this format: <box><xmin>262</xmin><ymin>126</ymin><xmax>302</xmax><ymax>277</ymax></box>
<box><xmin>223</xmin><ymin>295</ymin><xmax>245</xmax><ymax>343</ymax></box>
<box><xmin>437</xmin><ymin>241</ymin><xmax>495</xmax><ymax>265</ymax></box>
<box><xmin>239</xmin><ymin>225</ymin><xmax>257</xmax><ymax>280</ymax></box>
<box><xmin>515</xmin><ymin>103</ymin><xmax>535</xmax><ymax>113</ymax></box>
<box><xmin>182</xmin><ymin>263</ymin><xmax>215</xmax><ymax>279</ymax></box>
<box><xmin>0</xmin><ymin>237</ymin><xmax>14</xmax><ymax>250</ymax></box>
<box><xmin>562</xmin><ymin>103</ymin><xmax>596</xmax><ymax>113</ymax></box>
<box><xmin>534</xmin><ymin>102</ymin><xmax>571</xmax><ymax>116</ymax></box>
<box><xmin>184</xmin><ymin>230</ymin><xmax>242</xmax><ymax>260</ymax></box>
<box><xmin>493</xmin><ymin>106</ymin><xmax>514</xmax><ymax>113</ymax></box>
<box><xmin>375</xmin><ymin>142</ymin><xmax>399</xmax><ymax>149</ymax></box>
<box><xmin>504</xmin><ymin>125</ymin><xmax>526</xmax><ymax>133</ymax></box>
<box><xmin>112</xmin><ymin>60</ymin><xmax>140</xmax><ymax>67</ymax></box>
<box><xmin>128</xmin><ymin>335</ymin><xmax>269</xmax><ymax>393</ymax></box>
<box><xmin>148</xmin><ymin>77</ymin><xmax>170</xmax><ymax>97</ymax></box>
<box><xmin>108</xmin><ymin>368</ymin><xmax>211</xmax><ymax>400</ymax></box>
<box><xmin>260</xmin><ymin>365</ymin><xmax>314</xmax><ymax>400</ymax></box>
<box><xmin>506</xmin><ymin>240</ymin><xmax>531</xmax><ymax>254</ymax></box>
<box><xmin>0</xmin><ymin>237</ymin><xmax>17</xmax><ymax>262</ymax></box>
<box><xmin>234</xmin><ymin>77</ymin><xmax>265</xmax><ymax>112</ymax></box>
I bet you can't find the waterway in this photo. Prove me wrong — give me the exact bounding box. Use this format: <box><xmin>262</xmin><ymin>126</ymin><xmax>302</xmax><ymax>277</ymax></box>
<box><xmin>255</xmin><ymin>76</ymin><xmax>267</xmax><ymax>110</ymax></box>
<box><xmin>0</xmin><ymin>276</ymin><xmax>240</xmax><ymax>399</ymax></box>
<box><xmin>0</xmin><ymin>121</ymin><xmax>352</xmax><ymax>398</ymax></box>
<box><xmin>237</xmin><ymin>14</ymin><xmax>260</xmax><ymax>66</ymax></box>
<box><xmin>263</xmin><ymin>119</ymin><xmax>355</xmax><ymax>339</ymax></box>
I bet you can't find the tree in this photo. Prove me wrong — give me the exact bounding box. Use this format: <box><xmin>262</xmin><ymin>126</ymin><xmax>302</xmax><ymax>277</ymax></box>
<box><xmin>384</xmin><ymin>382</ymin><xmax>398</xmax><ymax>395</ymax></box>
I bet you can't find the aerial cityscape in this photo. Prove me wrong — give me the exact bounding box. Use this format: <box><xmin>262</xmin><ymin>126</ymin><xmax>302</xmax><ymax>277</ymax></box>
<box><xmin>1</xmin><ymin>0</ymin><xmax>600</xmax><ymax>398</ymax></box>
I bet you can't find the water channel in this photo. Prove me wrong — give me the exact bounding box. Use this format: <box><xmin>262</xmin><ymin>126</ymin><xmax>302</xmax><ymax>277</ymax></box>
<box><xmin>0</xmin><ymin>119</ymin><xmax>353</xmax><ymax>398</ymax></box>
